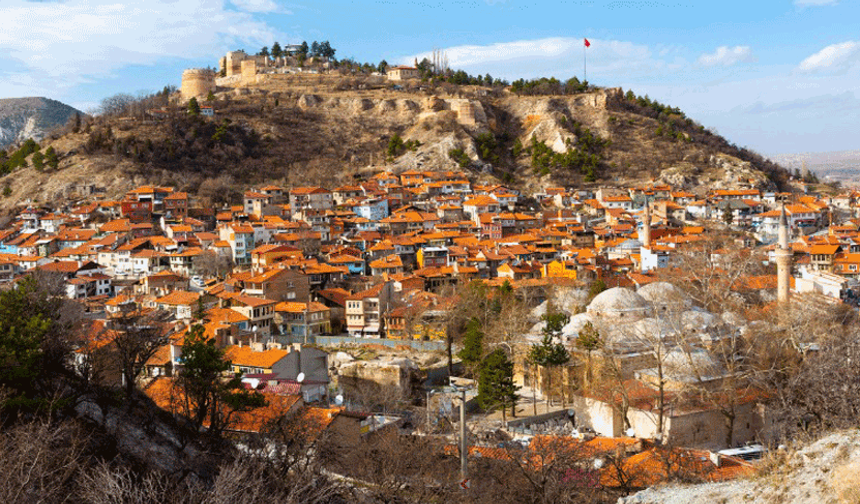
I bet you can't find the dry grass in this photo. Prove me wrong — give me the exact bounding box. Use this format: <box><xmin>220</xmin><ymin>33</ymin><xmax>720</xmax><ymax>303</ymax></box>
<box><xmin>833</xmin><ymin>461</ymin><xmax>860</xmax><ymax>504</ymax></box>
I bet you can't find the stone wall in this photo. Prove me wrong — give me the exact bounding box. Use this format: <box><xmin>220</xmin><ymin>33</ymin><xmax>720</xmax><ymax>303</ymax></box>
<box><xmin>241</xmin><ymin>60</ymin><xmax>257</xmax><ymax>84</ymax></box>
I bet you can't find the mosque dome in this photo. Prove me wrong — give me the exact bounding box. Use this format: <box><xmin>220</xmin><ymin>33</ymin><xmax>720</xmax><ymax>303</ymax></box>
<box><xmin>587</xmin><ymin>287</ymin><xmax>652</xmax><ymax>319</ymax></box>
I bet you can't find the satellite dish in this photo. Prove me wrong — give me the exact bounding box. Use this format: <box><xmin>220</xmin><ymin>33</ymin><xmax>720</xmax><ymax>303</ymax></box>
<box><xmin>626</xmin><ymin>428</ymin><xmax>636</xmax><ymax>437</ymax></box>
<box><xmin>296</xmin><ymin>372</ymin><xmax>305</xmax><ymax>383</ymax></box>
<box><xmin>252</xmin><ymin>325</ymin><xmax>258</xmax><ymax>332</ymax></box>
<box><xmin>335</xmin><ymin>394</ymin><xmax>343</xmax><ymax>405</ymax></box>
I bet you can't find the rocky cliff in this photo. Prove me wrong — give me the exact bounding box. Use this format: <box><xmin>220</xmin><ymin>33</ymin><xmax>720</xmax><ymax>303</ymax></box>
<box><xmin>0</xmin><ymin>97</ymin><xmax>82</xmax><ymax>149</ymax></box>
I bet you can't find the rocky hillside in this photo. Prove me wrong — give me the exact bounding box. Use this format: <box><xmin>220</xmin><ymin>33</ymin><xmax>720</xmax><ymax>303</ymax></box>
<box><xmin>0</xmin><ymin>74</ymin><xmax>790</xmax><ymax>210</ymax></box>
<box><xmin>0</xmin><ymin>97</ymin><xmax>82</xmax><ymax>149</ymax></box>
<box><xmin>620</xmin><ymin>430</ymin><xmax>860</xmax><ymax>504</ymax></box>
<box><xmin>773</xmin><ymin>150</ymin><xmax>860</xmax><ymax>186</ymax></box>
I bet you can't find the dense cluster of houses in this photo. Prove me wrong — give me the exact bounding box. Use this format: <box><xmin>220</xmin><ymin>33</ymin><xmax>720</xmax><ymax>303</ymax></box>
<box><xmin>7</xmin><ymin>168</ymin><xmax>860</xmax><ymax>480</ymax></box>
<box><xmin>4</xmin><ymin>171</ymin><xmax>860</xmax><ymax>327</ymax></box>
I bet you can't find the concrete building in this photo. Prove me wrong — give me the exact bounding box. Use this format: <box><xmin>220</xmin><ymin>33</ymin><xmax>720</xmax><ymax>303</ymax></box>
<box><xmin>387</xmin><ymin>66</ymin><xmax>419</xmax><ymax>81</ymax></box>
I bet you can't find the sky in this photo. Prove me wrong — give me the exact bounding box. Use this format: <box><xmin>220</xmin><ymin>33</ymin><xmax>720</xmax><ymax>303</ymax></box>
<box><xmin>1</xmin><ymin>0</ymin><xmax>858</xmax><ymax>156</ymax></box>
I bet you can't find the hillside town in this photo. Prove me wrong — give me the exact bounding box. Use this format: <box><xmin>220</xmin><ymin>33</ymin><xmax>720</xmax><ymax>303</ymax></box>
<box><xmin>2</xmin><ymin>168</ymin><xmax>859</xmax><ymax>490</ymax></box>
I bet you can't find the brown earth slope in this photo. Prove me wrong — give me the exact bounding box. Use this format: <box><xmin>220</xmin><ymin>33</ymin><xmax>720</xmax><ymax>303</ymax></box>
<box><xmin>0</xmin><ymin>73</ymin><xmax>788</xmax><ymax>211</ymax></box>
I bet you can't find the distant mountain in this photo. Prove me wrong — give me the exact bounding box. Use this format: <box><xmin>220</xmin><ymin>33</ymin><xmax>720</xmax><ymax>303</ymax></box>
<box><xmin>0</xmin><ymin>97</ymin><xmax>82</xmax><ymax>149</ymax></box>
<box><xmin>772</xmin><ymin>150</ymin><xmax>860</xmax><ymax>186</ymax></box>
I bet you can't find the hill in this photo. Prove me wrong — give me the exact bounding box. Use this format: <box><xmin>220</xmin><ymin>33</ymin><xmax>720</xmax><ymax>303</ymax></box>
<box><xmin>772</xmin><ymin>150</ymin><xmax>860</xmax><ymax>186</ymax></box>
<box><xmin>0</xmin><ymin>97</ymin><xmax>82</xmax><ymax>149</ymax></box>
<box><xmin>0</xmin><ymin>74</ymin><xmax>790</xmax><ymax>210</ymax></box>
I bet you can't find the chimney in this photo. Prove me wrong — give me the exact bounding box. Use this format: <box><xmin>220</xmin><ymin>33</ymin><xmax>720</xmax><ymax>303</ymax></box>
<box><xmin>709</xmin><ymin>451</ymin><xmax>722</xmax><ymax>468</ymax></box>
<box><xmin>251</xmin><ymin>342</ymin><xmax>264</xmax><ymax>352</ymax></box>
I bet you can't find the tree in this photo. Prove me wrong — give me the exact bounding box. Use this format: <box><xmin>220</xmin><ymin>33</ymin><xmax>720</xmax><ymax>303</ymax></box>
<box><xmin>299</xmin><ymin>41</ymin><xmax>309</xmax><ymax>57</ymax></box>
<box><xmin>318</xmin><ymin>40</ymin><xmax>335</xmax><ymax>59</ymax></box>
<box><xmin>310</xmin><ymin>41</ymin><xmax>320</xmax><ymax>58</ymax></box>
<box><xmin>0</xmin><ymin>274</ymin><xmax>80</xmax><ymax>415</ymax></box>
<box><xmin>539</xmin><ymin>312</ymin><xmax>571</xmax><ymax>409</ymax></box>
<box><xmin>576</xmin><ymin>321</ymin><xmax>602</xmax><ymax>389</ymax></box>
<box><xmin>377</xmin><ymin>59</ymin><xmax>389</xmax><ymax>73</ymax></box>
<box><xmin>457</xmin><ymin>318</ymin><xmax>483</xmax><ymax>373</ymax></box>
<box><xmin>259</xmin><ymin>46</ymin><xmax>269</xmax><ymax>57</ymax></box>
<box><xmin>722</xmin><ymin>205</ymin><xmax>734</xmax><ymax>226</ymax></box>
<box><xmin>187</xmin><ymin>97</ymin><xmax>200</xmax><ymax>116</ymax></box>
<box><xmin>477</xmin><ymin>349</ymin><xmax>519</xmax><ymax>423</ymax></box>
<box><xmin>72</xmin><ymin>112</ymin><xmax>82</xmax><ymax>133</ymax></box>
<box><xmin>588</xmin><ymin>279</ymin><xmax>607</xmax><ymax>299</ymax></box>
<box><xmin>31</xmin><ymin>150</ymin><xmax>44</xmax><ymax>170</ymax></box>
<box><xmin>270</xmin><ymin>41</ymin><xmax>282</xmax><ymax>58</ymax></box>
<box><xmin>205</xmin><ymin>90</ymin><xmax>215</xmax><ymax>102</ymax></box>
<box><xmin>177</xmin><ymin>324</ymin><xmax>266</xmax><ymax>436</ymax></box>
<box><xmin>44</xmin><ymin>146</ymin><xmax>59</xmax><ymax>169</ymax></box>
<box><xmin>110</xmin><ymin>311</ymin><xmax>170</xmax><ymax>404</ymax></box>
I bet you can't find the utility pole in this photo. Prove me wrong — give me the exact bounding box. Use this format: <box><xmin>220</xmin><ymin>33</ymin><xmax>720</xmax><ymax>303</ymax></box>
<box><xmin>459</xmin><ymin>387</ymin><xmax>467</xmax><ymax>482</ymax></box>
<box><xmin>304</xmin><ymin>302</ymin><xmax>309</xmax><ymax>345</ymax></box>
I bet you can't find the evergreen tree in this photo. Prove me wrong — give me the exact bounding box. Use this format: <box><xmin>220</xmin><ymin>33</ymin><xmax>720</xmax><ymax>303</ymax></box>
<box><xmin>457</xmin><ymin>318</ymin><xmax>483</xmax><ymax>371</ymax></box>
<box><xmin>271</xmin><ymin>41</ymin><xmax>282</xmax><ymax>58</ymax></box>
<box><xmin>45</xmin><ymin>146</ymin><xmax>59</xmax><ymax>170</ymax></box>
<box><xmin>530</xmin><ymin>312</ymin><xmax>571</xmax><ymax>412</ymax></box>
<box><xmin>575</xmin><ymin>321</ymin><xmax>602</xmax><ymax>388</ymax></box>
<box><xmin>178</xmin><ymin>325</ymin><xmax>266</xmax><ymax>436</ymax></box>
<box><xmin>31</xmin><ymin>150</ymin><xmax>44</xmax><ymax>171</ymax></box>
<box><xmin>477</xmin><ymin>349</ymin><xmax>519</xmax><ymax>423</ymax></box>
<box><xmin>187</xmin><ymin>97</ymin><xmax>201</xmax><ymax>116</ymax></box>
<box><xmin>299</xmin><ymin>41</ymin><xmax>309</xmax><ymax>57</ymax></box>
<box><xmin>378</xmin><ymin>59</ymin><xmax>389</xmax><ymax>73</ymax></box>
<box><xmin>259</xmin><ymin>46</ymin><xmax>269</xmax><ymax>57</ymax></box>
<box><xmin>310</xmin><ymin>41</ymin><xmax>320</xmax><ymax>58</ymax></box>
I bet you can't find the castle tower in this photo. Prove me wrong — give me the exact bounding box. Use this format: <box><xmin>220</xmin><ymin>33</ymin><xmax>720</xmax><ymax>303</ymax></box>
<box><xmin>225</xmin><ymin>51</ymin><xmax>247</xmax><ymax>77</ymax></box>
<box><xmin>776</xmin><ymin>203</ymin><xmax>792</xmax><ymax>303</ymax></box>
<box><xmin>642</xmin><ymin>199</ymin><xmax>652</xmax><ymax>249</ymax></box>
<box><xmin>181</xmin><ymin>68</ymin><xmax>216</xmax><ymax>101</ymax></box>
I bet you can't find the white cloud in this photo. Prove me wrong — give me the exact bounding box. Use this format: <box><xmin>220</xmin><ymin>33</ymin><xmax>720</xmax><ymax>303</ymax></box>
<box><xmin>230</xmin><ymin>0</ymin><xmax>283</xmax><ymax>13</ymax></box>
<box><xmin>697</xmin><ymin>46</ymin><xmax>754</xmax><ymax>67</ymax></box>
<box><xmin>794</xmin><ymin>0</ymin><xmax>838</xmax><ymax>6</ymax></box>
<box><xmin>402</xmin><ymin>37</ymin><xmax>678</xmax><ymax>81</ymax></box>
<box><xmin>0</xmin><ymin>0</ymin><xmax>281</xmax><ymax>89</ymax></box>
<box><xmin>798</xmin><ymin>41</ymin><xmax>860</xmax><ymax>71</ymax></box>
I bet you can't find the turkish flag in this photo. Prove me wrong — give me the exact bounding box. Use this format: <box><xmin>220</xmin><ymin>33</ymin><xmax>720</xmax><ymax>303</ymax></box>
<box><xmin>584</xmin><ymin>38</ymin><xmax>591</xmax><ymax>48</ymax></box>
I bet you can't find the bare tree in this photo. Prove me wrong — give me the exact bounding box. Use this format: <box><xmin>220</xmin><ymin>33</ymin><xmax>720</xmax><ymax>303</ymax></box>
<box><xmin>109</xmin><ymin>310</ymin><xmax>172</xmax><ymax>404</ymax></box>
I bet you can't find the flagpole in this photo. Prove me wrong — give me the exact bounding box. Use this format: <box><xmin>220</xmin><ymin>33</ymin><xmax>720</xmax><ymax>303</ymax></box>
<box><xmin>584</xmin><ymin>42</ymin><xmax>587</xmax><ymax>83</ymax></box>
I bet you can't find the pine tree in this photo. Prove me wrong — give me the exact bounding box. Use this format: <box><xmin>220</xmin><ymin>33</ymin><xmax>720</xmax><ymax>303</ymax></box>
<box><xmin>178</xmin><ymin>324</ymin><xmax>266</xmax><ymax>435</ymax></box>
<box><xmin>31</xmin><ymin>151</ymin><xmax>44</xmax><ymax>171</ymax></box>
<box><xmin>271</xmin><ymin>41</ymin><xmax>282</xmax><ymax>58</ymax></box>
<box><xmin>576</xmin><ymin>321</ymin><xmax>602</xmax><ymax>388</ymax></box>
<box><xmin>530</xmin><ymin>312</ymin><xmax>571</xmax><ymax>412</ymax></box>
<box><xmin>457</xmin><ymin>318</ymin><xmax>483</xmax><ymax>372</ymax></box>
<box><xmin>477</xmin><ymin>349</ymin><xmax>519</xmax><ymax>423</ymax></box>
<box><xmin>45</xmin><ymin>146</ymin><xmax>59</xmax><ymax>170</ymax></box>
<box><xmin>187</xmin><ymin>97</ymin><xmax>201</xmax><ymax>116</ymax></box>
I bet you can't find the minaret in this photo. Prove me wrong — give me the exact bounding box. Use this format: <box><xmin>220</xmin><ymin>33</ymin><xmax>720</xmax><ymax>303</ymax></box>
<box><xmin>642</xmin><ymin>200</ymin><xmax>652</xmax><ymax>249</ymax></box>
<box><xmin>776</xmin><ymin>203</ymin><xmax>792</xmax><ymax>303</ymax></box>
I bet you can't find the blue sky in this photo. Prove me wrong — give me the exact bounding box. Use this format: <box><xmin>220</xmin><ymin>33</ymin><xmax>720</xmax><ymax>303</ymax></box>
<box><xmin>1</xmin><ymin>0</ymin><xmax>858</xmax><ymax>155</ymax></box>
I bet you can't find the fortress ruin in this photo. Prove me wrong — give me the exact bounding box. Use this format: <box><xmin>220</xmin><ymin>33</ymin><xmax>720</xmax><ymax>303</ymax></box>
<box><xmin>180</xmin><ymin>68</ymin><xmax>216</xmax><ymax>101</ymax></box>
